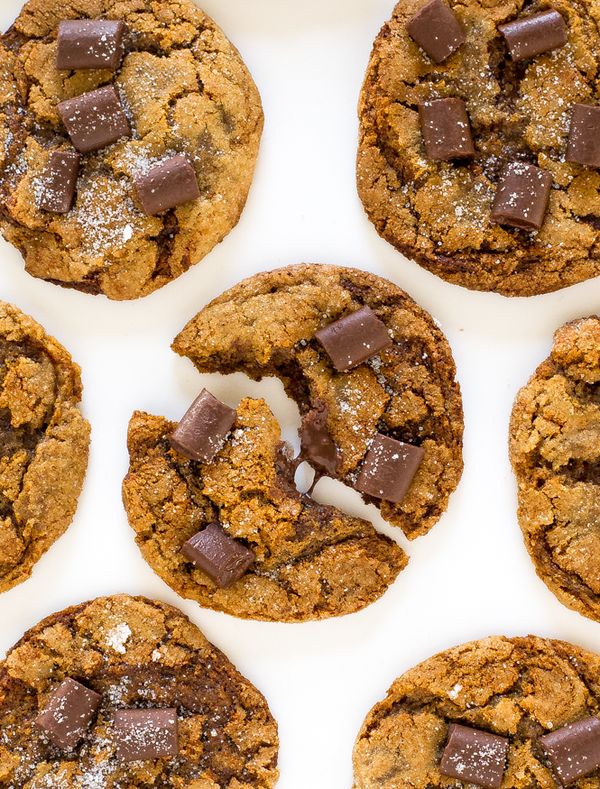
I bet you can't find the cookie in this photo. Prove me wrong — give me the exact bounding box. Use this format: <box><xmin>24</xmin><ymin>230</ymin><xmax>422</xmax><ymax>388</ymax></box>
<box><xmin>353</xmin><ymin>635</ymin><xmax>600</xmax><ymax>789</ymax></box>
<box><xmin>0</xmin><ymin>0</ymin><xmax>263</xmax><ymax>300</ymax></box>
<box><xmin>172</xmin><ymin>265</ymin><xmax>463</xmax><ymax>539</ymax></box>
<box><xmin>510</xmin><ymin>317</ymin><xmax>600</xmax><ymax>622</ymax></box>
<box><xmin>0</xmin><ymin>594</ymin><xmax>279</xmax><ymax>786</ymax></box>
<box><xmin>0</xmin><ymin>301</ymin><xmax>89</xmax><ymax>593</ymax></box>
<box><xmin>123</xmin><ymin>397</ymin><xmax>409</xmax><ymax>622</ymax></box>
<box><xmin>122</xmin><ymin>264</ymin><xmax>462</xmax><ymax>622</ymax></box>
<box><xmin>358</xmin><ymin>0</ymin><xmax>600</xmax><ymax>296</ymax></box>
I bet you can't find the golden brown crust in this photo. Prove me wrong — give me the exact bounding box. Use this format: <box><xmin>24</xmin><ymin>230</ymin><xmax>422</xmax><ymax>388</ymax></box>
<box><xmin>353</xmin><ymin>635</ymin><xmax>600</xmax><ymax>789</ymax></box>
<box><xmin>509</xmin><ymin>317</ymin><xmax>600</xmax><ymax>621</ymax></box>
<box><xmin>0</xmin><ymin>594</ymin><xmax>279</xmax><ymax>786</ymax></box>
<box><xmin>0</xmin><ymin>0</ymin><xmax>263</xmax><ymax>300</ymax></box>
<box><xmin>0</xmin><ymin>301</ymin><xmax>89</xmax><ymax>593</ymax></box>
<box><xmin>358</xmin><ymin>0</ymin><xmax>600</xmax><ymax>296</ymax></box>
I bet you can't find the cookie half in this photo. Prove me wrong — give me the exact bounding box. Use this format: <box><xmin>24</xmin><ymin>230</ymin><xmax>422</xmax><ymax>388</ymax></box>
<box><xmin>0</xmin><ymin>0</ymin><xmax>263</xmax><ymax>300</ymax></box>
<box><xmin>172</xmin><ymin>265</ymin><xmax>463</xmax><ymax>539</ymax></box>
<box><xmin>510</xmin><ymin>317</ymin><xmax>600</xmax><ymax>622</ymax></box>
<box><xmin>123</xmin><ymin>397</ymin><xmax>409</xmax><ymax>622</ymax></box>
<box><xmin>0</xmin><ymin>594</ymin><xmax>278</xmax><ymax>785</ymax></box>
<box><xmin>353</xmin><ymin>635</ymin><xmax>600</xmax><ymax>788</ymax></box>
<box><xmin>358</xmin><ymin>0</ymin><xmax>600</xmax><ymax>296</ymax></box>
<box><xmin>0</xmin><ymin>301</ymin><xmax>89</xmax><ymax>593</ymax></box>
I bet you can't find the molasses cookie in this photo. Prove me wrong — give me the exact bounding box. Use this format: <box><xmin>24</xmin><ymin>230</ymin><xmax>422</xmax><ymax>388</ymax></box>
<box><xmin>353</xmin><ymin>635</ymin><xmax>600</xmax><ymax>788</ymax></box>
<box><xmin>510</xmin><ymin>317</ymin><xmax>600</xmax><ymax>622</ymax></box>
<box><xmin>358</xmin><ymin>0</ymin><xmax>600</xmax><ymax>296</ymax></box>
<box><xmin>122</xmin><ymin>264</ymin><xmax>463</xmax><ymax>622</ymax></box>
<box><xmin>0</xmin><ymin>0</ymin><xmax>263</xmax><ymax>300</ymax></box>
<box><xmin>0</xmin><ymin>301</ymin><xmax>89</xmax><ymax>593</ymax></box>
<box><xmin>0</xmin><ymin>594</ymin><xmax>279</xmax><ymax>786</ymax></box>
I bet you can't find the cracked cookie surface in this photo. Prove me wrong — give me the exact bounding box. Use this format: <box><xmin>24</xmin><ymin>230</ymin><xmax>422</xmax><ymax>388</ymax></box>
<box><xmin>0</xmin><ymin>594</ymin><xmax>279</xmax><ymax>787</ymax></box>
<box><xmin>172</xmin><ymin>264</ymin><xmax>464</xmax><ymax>540</ymax></box>
<box><xmin>510</xmin><ymin>317</ymin><xmax>600</xmax><ymax>622</ymax></box>
<box><xmin>123</xmin><ymin>397</ymin><xmax>409</xmax><ymax>622</ymax></box>
<box><xmin>358</xmin><ymin>0</ymin><xmax>600</xmax><ymax>296</ymax></box>
<box><xmin>0</xmin><ymin>0</ymin><xmax>263</xmax><ymax>300</ymax></box>
<box><xmin>353</xmin><ymin>635</ymin><xmax>600</xmax><ymax>789</ymax></box>
<box><xmin>0</xmin><ymin>301</ymin><xmax>89</xmax><ymax>594</ymax></box>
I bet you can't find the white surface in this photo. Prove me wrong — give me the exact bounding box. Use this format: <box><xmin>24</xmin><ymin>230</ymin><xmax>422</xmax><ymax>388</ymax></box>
<box><xmin>1</xmin><ymin>1</ymin><xmax>600</xmax><ymax>786</ymax></box>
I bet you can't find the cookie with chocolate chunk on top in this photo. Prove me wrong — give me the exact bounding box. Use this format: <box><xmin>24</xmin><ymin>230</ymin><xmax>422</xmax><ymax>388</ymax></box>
<box><xmin>358</xmin><ymin>0</ymin><xmax>600</xmax><ymax>296</ymax></box>
<box><xmin>354</xmin><ymin>636</ymin><xmax>600</xmax><ymax>788</ymax></box>
<box><xmin>0</xmin><ymin>595</ymin><xmax>279</xmax><ymax>785</ymax></box>
<box><xmin>0</xmin><ymin>0</ymin><xmax>263</xmax><ymax>300</ymax></box>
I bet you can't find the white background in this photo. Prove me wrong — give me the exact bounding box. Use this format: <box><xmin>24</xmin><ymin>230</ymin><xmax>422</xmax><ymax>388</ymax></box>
<box><xmin>1</xmin><ymin>1</ymin><xmax>600</xmax><ymax>786</ymax></box>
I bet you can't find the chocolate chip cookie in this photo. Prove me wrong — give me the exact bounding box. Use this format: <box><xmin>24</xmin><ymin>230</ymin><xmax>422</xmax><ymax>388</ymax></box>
<box><xmin>358</xmin><ymin>0</ymin><xmax>600</xmax><ymax>296</ymax></box>
<box><xmin>353</xmin><ymin>635</ymin><xmax>600</xmax><ymax>789</ymax></box>
<box><xmin>510</xmin><ymin>317</ymin><xmax>600</xmax><ymax>622</ymax></box>
<box><xmin>0</xmin><ymin>594</ymin><xmax>279</xmax><ymax>786</ymax></box>
<box><xmin>0</xmin><ymin>301</ymin><xmax>89</xmax><ymax>593</ymax></box>
<box><xmin>0</xmin><ymin>0</ymin><xmax>263</xmax><ymax>300</ymax></box>
<box><xmin>123</xmin><ymin>397</ymin><xmax>409</xmax><ymax>622</ymax></box>
<box><xmin>122</xmin><ymin>264</ymin><xmax>463</xmax><ymax>622</ymax></box>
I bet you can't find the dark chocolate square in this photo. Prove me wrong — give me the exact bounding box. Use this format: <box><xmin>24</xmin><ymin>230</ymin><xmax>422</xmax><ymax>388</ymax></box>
<box><xmin>182</xmin><ymin>523</ymin><xmax>255</xmax><ymax>587</ymax></box>
<box><xmin>419</xmin><ymin>98</ymin><xmax>475</xmax><ymax>160</ymax></box>
<box><xmin>567</xmin><ymin>104</ymin><xmax>600</xmax><ymax>168</ymax></box>
<box><xmin>490</xmin><ymin>162</ymin><xmax>552</xmax><ymax>231</ymax></box>
<box><xmin>540</xmin><ymin>717</ymin><xmax>600</xmax><ymax>784</ymax></box>
<box><xmin>115</xmin><ymin>708</ymin><xmax>179</xmax><ymax>762</ymax></box>
<box><xmin>39</xmin><ymin>149</ymin><xmax>80</xmax><ymax>213</ymax></box>
<box><xmin>407</xmin><ymin>0</ymin><xmax>465</xmax><ymax>63</ymax></box>
<box><xmin>315</xmin><ymin>305</ymin><xmax>392</xmax><ymax>372</ymax></box>
<box><xmin>36</xmin><ymin>677</ymin><xmax>101</xmax><ymax>750</ymax></box>
<box><xmin>134</xmin><ymin>155</ymin><xmax>200</xmax><ymax>215</ymax></box>
<box><xmin>440</xmin><ymin>723</ymin><xmax>509</xmax><ymax>789</ymax></box>
<box><xmin>499</xmin><ymin>9</ymin><xmax>567</xmax><ymax>61</ymax></box>
<box><xmin>57</xmin><ymin>20</ymin><xmax>127</xmax><ymax>71</ymax></box>
<box><xmin>355</xmin><ymin>434</ymin><xmax>424</xmax><ymax>503</ymax></box>
<box><xmin>169</xmin><ymin>389</ymin><xmax>236</xmax><ymax>463</ymax></box>
<box><xmin>58</xmin><ymin>85</ymin><xmax>131</xmax><ymax>153</ymax></box>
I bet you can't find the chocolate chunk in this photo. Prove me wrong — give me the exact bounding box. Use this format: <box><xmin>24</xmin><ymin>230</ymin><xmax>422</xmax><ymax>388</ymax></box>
<box><xmin>315</xmin><ymin>306</ymin><xmax>392</xmax><ymax>372</ymax></box>
<box><xmin>407</xmin><ymin>0</ymin><xmax>465</xmax><ymax>63</ymax></box>
<box><xmin>182</xmin><ymin>522</ymin><xmax>255</xmax><ymax>587</ymax></box>
<box><xmin>419</xmin><ymin>98</ymin><xmax>475</xmax><ymax>161</ymax></box>
<box><xmin>490</xmin><ymin>162</ymin><xmax>552</xmax><ymax>231</ymax></box>
<box><xmin>499</xmin><ymin>10</ymin><xmax>567</xmax><ymax>61</ymax></box>
<box><xmin>567</xmin><ymin>104</ymin><xmax>600</xmax><ymax>168</ymax></box>
<box><xmin>540</xmin><ymin>717</ymin><xmax>600</xmax><ymax>784</ymax></box>
<box><xmin>355</xmin><ymin>434</ymin><xmax>424</xmax><ymax>503</ymax></box>
<box><xmin>57</xmin><ymin>20</ymin><xmax>126</xmax><ymax>70</ymax></box>
<box><xmin>115</xmin><ymin>708</ymin><xmax>178</xmax><ymax>762</ymax></box>
<box><xmin>58</xmin><ymin>85</ymin><xmax>131</xmax><ymax>153</ymax></box>
<box><xmin>300</xmin><ymin>402</ymin><xmax>339</xmax><ymax>477</ymax></box>
<box><xmin>440</xmin><ymin>724</ymin><xmax>509</xmax><ymax>789</ymax></box>
<box><xmin>36</xmin><ymin>678</ymin><xmax>101</xmax><ymax>750</ymax></box>
<box><xmin>169</xmin><ymin>389</ymin><xmax>236</xmax><ymax>463</ymax></box>
<box><xmin>39</xmin><ymin>149</ymin><xmax>80</xmax><ymax>213</ymax></box>
<box><xmin>134</xmin><ymin>155</ymin><xmax>200</xmax><ymax>215</ymax></box>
